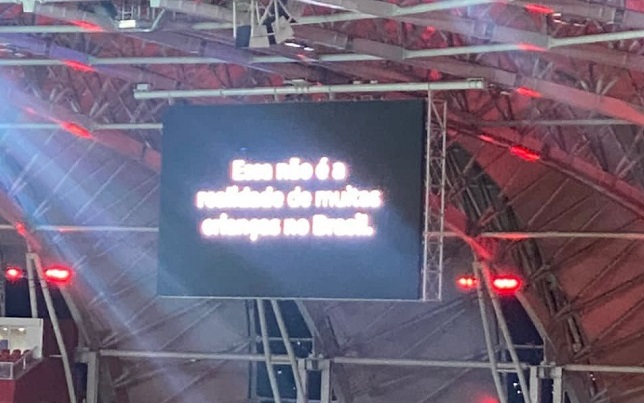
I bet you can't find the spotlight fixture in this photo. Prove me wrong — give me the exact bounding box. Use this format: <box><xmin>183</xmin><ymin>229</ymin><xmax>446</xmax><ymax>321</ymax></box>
<box><xmin>456</xmin><ymin>275</ymin><xmax>478</xmax><ymax>290</ymax></box>
<box><xmin>43</xmin><ymin>265</ymin><xmax>73</xmax><ymax>285</ymax></box>
<box><xmin>5</xmin><ymin>266</ymin><xmax>24</xmax><ymax>282</ymax></box>
<box><xmin>491</xmin><ymin>275</ymin><xmax>522</xmax><ymax>295</ymax></box>
<box><xmin>456</xmin><ymin>273</ymin><xmax>523</xmax><ymax>295</ymax></box>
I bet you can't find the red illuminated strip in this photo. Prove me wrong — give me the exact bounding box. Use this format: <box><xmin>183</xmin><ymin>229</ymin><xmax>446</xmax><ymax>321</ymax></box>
<box><xmin>14</xmin><ymin>222</ymin><xmax>27</xmax><ymax>237</ymax></box>
<box><xmin>60</xmin><ymin>121</ymin><xmax>92</xmax><ymax>139</ymax></box>
<box><xmin>71</xmin><ymin>20</ymin><xmax>105</xmax><ymax>32</ymax></box>
<box><xmin>5</xmin><ymin>266</ymin><xmax>24</xmax><ymax>281</ymax></box>
<box><xmin>63</xmin><ymin>60</ymin><xmax>95</xmax><ymax>73</ymax></box>
<box><xmin>516</xmin><ymin>86</ymin><xmax>542</xmax><ymax>98</ymax></box>
<box><xmin>510</xmin><ymin>145</ymin><xmax>541</xmax><ymax>162</ymax></box>
<box><xmin>478</xmin><ymin>134</ymin><xmax>495</xmax><ymax>144</ymax></box>
<box><xmin>492</xmin><ymin>275</ymin><xmax>522</xmax><ymax>294</ymax></box>
<box><xmin>456</xmin><ymin>275</ymin><xmax>479</xmax><ymax>290</ymax></box>
<box><xmin>44</xmin><ymin>265</ymin><xmax>73</xmax><ymax>285</ymax></box>
<box><xmin>524</xmin><ymin>4</ymin><xmax>555</xmax><ymax>14</ymax></box>
<box><xmin>518</xmin><ymin>43</ymin><xmax>546</xmax><ymax>52</ymax></box>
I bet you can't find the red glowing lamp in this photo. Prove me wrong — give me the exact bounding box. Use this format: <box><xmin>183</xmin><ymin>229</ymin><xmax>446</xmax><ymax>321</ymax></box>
<box><xmin>510</xmin><ymin>145</ymin><xmax>541</xmax><ymax>162</ymax></box>
<box><xmin>43</xmin><ymin>265</ymin><xmax>73</xmax><ymax>285</ymax></box>
<box><xmin>456</xmin><ymin>275</ymin><xmax>479</xmax><ymax>290</ymax></box>
<box><xmin>5</xmin><ymin>266</ymin><xmax>24</xmax><ymax>282</ymax></box>
<box><xmin>63</xmin><ymin>60</ymin><xmax>95</xmax><ymax>73</ymax></box>
<box><xmin>71</xmin><ymin>20</ymin><xmax>104</xmax><ymax>32</ymax></box>
<box><xmin>60</xmin><ymin>121</ymin><xmax>92</xmax><ymax>139</ymax></box>
<box><xmin>524</xmin><ymin>4</ymin><xmax>555</xmax><ymax>14</ymax></box>
<box><xmin>492</xmin><ymin>275</ymin><xmax>522</xmax><ymax>294</ymax></box>
<box><xmin>516</xmin><ymin>86</ymin><xmax>542</xmax><ymax>98</ymax></box>
<box><xmin>478</xmin><ymin>134</ymin><xmax>495</xmax><ymax>143</ymax></box>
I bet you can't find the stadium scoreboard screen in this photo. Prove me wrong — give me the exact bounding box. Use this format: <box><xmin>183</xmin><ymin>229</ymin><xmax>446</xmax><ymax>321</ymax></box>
<box><xmin>158</xmin><ymin>101</ymin><xmax>425</xmax><ymax>300</ymax></box>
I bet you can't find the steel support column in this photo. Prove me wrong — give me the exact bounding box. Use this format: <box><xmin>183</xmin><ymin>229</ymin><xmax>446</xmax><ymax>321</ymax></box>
<box><xmin>423</xmin><ymin>92</ymin><xmax>447</xmax><ymax>301</ymax></box>
<box><xmin>476</xmin><ymin>262</ymin><xmax>533</xmax><ymax>403</ymax></box>
<box><xmin>552</xmin><ymin>367</ymin><xmax>564</xmax><ymax>403</ymax></box>
<box><xmin>29</xmin><ymin>252</ymin><xmax>77</xmax><ymax>403</ymax></box>
<box><xmin>529</xmin><ymin>366</ymin><xmax>542</xmax><ymax>403</ymax></box>
<box><xmin>87</xmin><ymin>351</ymin><xmax>99</xmax><ymax>403</ymax></box>
<box><xmin>257</xmin><ymin>300</ymin><xmax>283</xmax><ymax>403</ymax></box>
<box><xmin>319</xmin><ymin>360</ymin><xmax>332</xmax><ymax>403</ymax></box>
<box><xmin>475</xmin><ymin>265</ymin><xmax>507</xmax><ymax>403</ymax></box>
<box><xmin>25</xmin><ymin>254</ymin><xmax>38</xmax><ymax>318</ymax></box>
<box><xmin>271</xmin><ymin>300</ymin><xmax>307</xmax><ymax>403</ymax></box>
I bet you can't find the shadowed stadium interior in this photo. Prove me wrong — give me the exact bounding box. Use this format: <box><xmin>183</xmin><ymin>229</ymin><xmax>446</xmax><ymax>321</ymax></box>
<box><xmin>0</xmin><ymin>0</ymin><xmax>643</xmax><ymax>402</ymax></box>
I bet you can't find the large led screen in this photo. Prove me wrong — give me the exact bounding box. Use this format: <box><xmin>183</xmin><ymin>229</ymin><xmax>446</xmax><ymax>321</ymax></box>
<box><xmin>159</xmin><ymin>101</ymin><xmax>425</xmax><ymax>300</ymax></box>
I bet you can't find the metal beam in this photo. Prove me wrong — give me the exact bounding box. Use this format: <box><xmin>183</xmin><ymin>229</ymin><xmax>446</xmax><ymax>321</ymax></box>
<box><xmin>4</xmin><ymin>225</ymin><xmax>644</xmax><ymax>241</ymax></box>
<box><xmin>0</xmin><ymin>122</ymin><xmax>162</xmax><ymax>130</ymax></box>
<box><xmin>151</xmin><ymin>0</ymin><xmax>233</xmax><ymax>21</ymax></box>
<box><xmin>132</xmin><ymin>80</ymin><xmax>487</xmax><ymax>99</ymax></box>
<box><xmin>477</xmin><ymin>119</ymin><xmax>634</xmax><ymax>127</ymax></box>
<box><xmin>514</xmin><ymin>0</ymin><xmax>644</xmax><ymax>30</ymax></box>
<box><xmin>3</xmin><ymin>4</ymin><xmax>644</xmax><ymax>54</ymax></box>
<box><xmin>0</xmin><ymin>34</ymin><xmax>177</xmax><ymax>88</ymax></box>
<box><xmin>290</xmin><ymin>0</ymin><xmax>644</xmax><ymax>49</ymax></box>
<box><xmin>0</xmin><ymin>118</ymin><xmax>632</xmax><ymax>131</ymax></box>
<box><xmin>518</xmin><ymin>77</ymin><xmax>644</xmax><ymax>126</ymax></box>
<box><xmin>295</xmin><ymin>0</ymin><xmax>503</xmax><ymax>17</ymax></box>
<box><xmin>99</xmin><ymin>349</ymin><xmax>644</xmax><ymax>374</ymax></box>
<box><xmin>288</xmin><ymin>26</ymin><xmax>644</xmax><ymax>126</ymax></box>
<box><xmin>7</xmin><ymin>90</ymin><xmax>161</xmax><ymax>173</ymax></box>
<box><xmin>128</xmin><ymin>31</ymin><xmax>340</xmax><ymax>83</ymax></box>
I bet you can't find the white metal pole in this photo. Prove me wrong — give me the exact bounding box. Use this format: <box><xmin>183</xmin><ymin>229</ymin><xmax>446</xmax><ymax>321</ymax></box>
<box><xmin>86</xmin><ymin>351</ymin><xmax>99</xmax><ymax>403</ymax></box>
<box><xmin>438</xmin><ymin>97</ymin><xmax>447</xmax><ymax>300</ymax></box>
<box><xmin>30</xmin><ymin>253</ymin><xmax>77</xmax><ymax>403</ymax></box>
<box><xmin>25</xmin><ymin>253</ymin><xmax>38</xmax><ymax>318</ymax></box>
<box><xmin>257</xmin><ymin>300</ymin><xmax>283</xmax><ymax>403</ymax></box>
<box><xmin>98</xmin><ymin>349</ymin><xmax>644</xmax><ymax>374</ymax></box>
<box><xmin>132</xmin><ymin>80</ymin><xmax>486</xmax><ymax>100</ymax></box>
<box><xmin>270</xmin><ymin>300</ymin><xmax>307</xmax><ymax>403</ymax></box>
<box><xmin>247</xmin><ymin>300</ymin><xmax>259</xmax><ymax>402</ymax></box>
<box><xmin>421</xmin><ymin>91</ymin><xmax>432</xmax><ymax>300</ymax></box>
<box><xmin>552</xmin><ymin>367</ymin><xmax>564</xmax><ymax>403</ymax></box>
<box><xmin>319</xmin><ymin>360</ymin><xmax>332</xmax><ymax>403</ymax></box>
<box><xmin>6</xmin><ymin>226</ymin><xmax>644</xmax><ymax>240</ymax></box>
<box><xmin>474</xmin><ymin>265</ymin><xmax>507</xmax><ymax>403</ymax></box>
<box><xmin>477</xmin><ymin>262</ymin><xmax>532</xmax><ymax>403</ymax></box>
<box><xmin>297</xmin><ymin>359</ymin><xmax>308</xmax><ymax>402</ymax></box>
<box><xmin>550</xmin><ymin>30</ymin><xmax>644</xmax><ymax>48</ymax></box>
<box><xmin>529</xmin><ymin>366</ymin><xmax>542</xmax><ymax>403</ymax></box>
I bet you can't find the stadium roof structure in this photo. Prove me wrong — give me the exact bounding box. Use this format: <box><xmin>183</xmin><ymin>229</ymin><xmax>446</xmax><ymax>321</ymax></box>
<box><xmin>0</xmin><ymin>0</ymin><xmax>644</xmax><ymax>402</ymax></box>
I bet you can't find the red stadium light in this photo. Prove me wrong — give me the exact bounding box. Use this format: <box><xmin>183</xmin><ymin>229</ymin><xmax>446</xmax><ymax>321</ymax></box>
<box><xmin>492</xmin><ymin>275</ymin><xmax>522</xmax><ymax>294</ymax></box>
<box><xmin>71</xmin><ymin>20</ymin><xmax>104</xmax><ymax>32</ymax></box>
<box><xmin>478</xmin><ymin>134</ymin><xmax>495</xmax><ymax>143</ymax></box>
<box><xmin>524</xmin><ymin>4</ymin><xmax>555</xmax><ymax>14</ymax></box>
<box><xmin>63</xmin><ymin>60</ymin><xmax>95</xmax><ymax>73</ymax></box>
<box><xmin>518</xmin><ymin>43</ymin><xmax>546</xmax><ymax>52</ymax></box>
<box><xmin>43</xmin><ymin>265</ymin><xmax>73</xmax><ymax>285</ymax></box>
<box><xmin>516</xmin><ymin>86</ymin><xmax>542</xmax><ymax>98</ymax></box>
<box><xmin>510</xmin><ymin>145</ymin><xmax>541</xmax><ymax>162</ymax></box>
<box><xmin>14</xmin><ymin>222</ymin><xmax>27</xmax><ymax>237</ymax></box>
<box><xmin>456</xmin><ymin>275</ymin><xmax>479</xmax><ymax>290</ymax></box>
<box><xmin>5</xmin><ymin>266</ymin><xmax>24</xmax><ymax>282</ymax></box>
<box><xmin>60</xmin><ymin>121</ymin><xmax>92</xmax><ymax>139</ymax></box>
